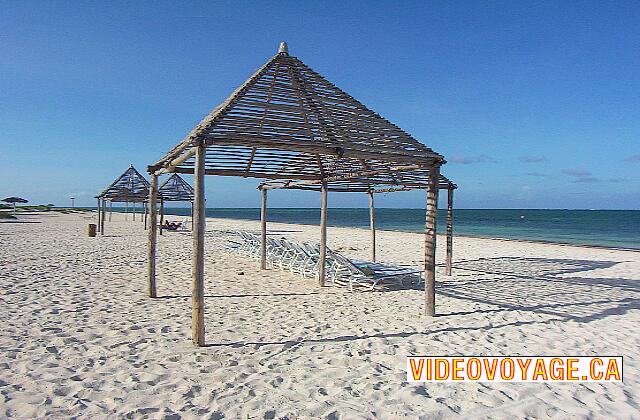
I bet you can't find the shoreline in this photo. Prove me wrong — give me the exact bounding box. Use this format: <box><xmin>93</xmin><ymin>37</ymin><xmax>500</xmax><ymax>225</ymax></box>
<box><xmin>199</xmin><ymin>214</ymin><xmax>640</xmax><ymax>253</ymax></box>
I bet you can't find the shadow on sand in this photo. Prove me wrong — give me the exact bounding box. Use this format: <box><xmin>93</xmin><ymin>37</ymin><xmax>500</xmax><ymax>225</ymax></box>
<box><xmin>198</xmin><ymin>256</ymin><xmax>640</xmax><ymax>348</ymax></box>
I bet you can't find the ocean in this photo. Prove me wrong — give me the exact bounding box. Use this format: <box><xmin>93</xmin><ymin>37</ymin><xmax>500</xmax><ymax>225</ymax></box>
<box><xmin>151</xmin><ymin>208</ymin><xmax>640</xmax><ymax>250</ymax></box>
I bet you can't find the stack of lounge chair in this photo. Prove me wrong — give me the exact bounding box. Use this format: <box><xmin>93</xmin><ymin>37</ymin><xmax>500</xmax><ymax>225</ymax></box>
<box><xmin>226</xmin><ymin>231</ymin><xmax>423</xmax><ymax>291</ymax></box>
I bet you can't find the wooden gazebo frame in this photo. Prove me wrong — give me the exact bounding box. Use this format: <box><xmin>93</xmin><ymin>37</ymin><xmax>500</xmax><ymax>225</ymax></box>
<box><xmin>147</xmin><ymin>43</ymin><xmax>452</xmax><ymax>346</ymax></box>
<box><xmin>96</xmin><ymin>165</ymin><xmax>150</xmax><ymax>235</ymax></box>
<box><xmin>157</xmin><ymin>173</ymin><xmax>195</xmax><ymax>233</ymax></box>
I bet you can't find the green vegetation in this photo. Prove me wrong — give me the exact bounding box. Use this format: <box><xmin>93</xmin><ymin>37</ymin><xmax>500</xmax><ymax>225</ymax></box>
<box><xmin>10</xmin><ymin>205</ymin><xmax>93</xmax><ymax>215</ymax></box>
<box><xmin>0</xmin><ymin>211</ymin><xmax>16</xmax><ymax>219</ymax></box>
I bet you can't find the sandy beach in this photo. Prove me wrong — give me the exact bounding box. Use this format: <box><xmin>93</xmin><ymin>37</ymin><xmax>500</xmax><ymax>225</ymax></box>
<box><xmin>1</xmin><ymin>211</ymin><xmax>639</xmax><ymax>418</ymax></box>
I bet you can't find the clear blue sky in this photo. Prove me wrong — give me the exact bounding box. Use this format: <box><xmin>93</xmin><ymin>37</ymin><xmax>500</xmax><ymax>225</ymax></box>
<box><xmin>1</xmin><ymin>1</ymin><xmax>638</xmax><ymax>209</ymax></box>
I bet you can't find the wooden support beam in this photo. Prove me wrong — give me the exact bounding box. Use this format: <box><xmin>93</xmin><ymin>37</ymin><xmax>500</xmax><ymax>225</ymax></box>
<box><xmin>100</xmin><ymin>198</ymin><xmax>106</xmax><ymax>235</ymax></box>
<box><xmin>260</xmin><ymin>164</ymin><xmax>423</xmax><ymax>190</ymax></box>
<box><xmin>132</xmin><ymin>201</ymin><xmax>136</xmax><ymax>221</ymax></box>
<box><xmin>318</xmin><ymin>181</ymin><xmax>328</xmax><ymax>287</ymax></box>
<box><xmin>424</xmin><ymin>165</ymin><xmax>440</xmax><ymax>316</ymax></box>
<box><xmin>147</xmin><ymin>174</ymin><xmax>158</xmax><ymax>298</ymax></box>
<box><xmin>96</xmin><ymin>198</ymin><xmax>101</xmax><ymax>232</ymax></box>
<box><xmin>108</xmin><ymin>200</ymin><xmax>112</xmax><ymax>222</ymax></box>
<box><xmin>260</xmin><ymin>189</ymin><xmax>268</xmax><ymax>270</ymax></box>
<box><xmin>445</xmin><ymin>187</ymin><xmax>454</xmax><ymax>276</ymax></box>
<box><xmin>369</xmin><ymin>191</ymin><xmax>376</xmax><ymax>262</ymax></box>
<box><xmin>191</xmin><ymin>201</ymin><xmax>194</xmax><ymax>230</ymax></box>
<box><xmin>125</xmin><ymin>201</ymin><xmax>128</xmax><ymax>221</ymax></box>
<box><xmin>144</xmin><ymin>202</ymin><xmax>148</xmax><ymax>230</ymax></box>
<box><xmin>192</xmin><ymin>143</ymin><xmax>206</xmax><ymax>347</ymax></box>
<box><xmin>159</xmin><ymin>199</ymin><xmax>164</xmax><ymax>236</ymax></box>
<box><xmin>157</xmin><ymin>147</ymin><xmax>197</xmax><ymax>175</ymax></box>
<box><xmin>171</xmin><ymin>167</ymin><xmax>320</xmax><ymax>180</ymax></box>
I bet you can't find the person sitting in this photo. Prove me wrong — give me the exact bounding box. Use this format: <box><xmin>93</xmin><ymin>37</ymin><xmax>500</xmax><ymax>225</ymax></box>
<box><xmin>163</xmin><ymin>220</ymin><xmax>181</xmax><ymax>231</ymax></box>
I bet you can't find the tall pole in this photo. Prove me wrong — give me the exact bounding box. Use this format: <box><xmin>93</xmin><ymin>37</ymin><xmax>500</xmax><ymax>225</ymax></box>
<box><xmin>96</xmin><ymin>198</ymin><xmax>101</xmax><ymax>232</ymax></box>
<box><xmin>147</xmin><ymin>174</ymin><xmax>158</xmax><ymax>298</ymax></box>
<box><xmin>445</xmin><ymin>187</ymin><xmax>454</xmax><ymax>276</ymax></box>
<box><xmin>144</xmin><ymin>202</ymin><xmax>148</xmax><ymax>230</ymax></box>
<box><xmin>260</xmin><ymin>189</ymin><xmax>268</xmax><ymax>270</ymax></box>
<box><xmin>159</xmin><ymin>199</ymin><xmax>164</xmax><ymax>236</ymax></box>
<box><xmin>191</xmin><ymin>201</ymin><xmax>194</xmax><ymax>230</ymax></box>
<box><xmin>369</xmin><ymin>190</ymin><xmax>376</xmax><ymax>262</ymax></box>
<box><xmin>319</xmin><ymin>181</ymin><xmax>328</xmax><ymax>286</ymax></box>
<box><xmin>133</xmin><ymin>201</ymin><xmax>136</xmax><ymax>221</ymax></box>
<box><xmin>101</xmin><ymin>198</ymin><xmax>106</xmax><ymax>235</ymax></box>
<box><xmin>125</xmin><ymin>201</ymin><xmax>128</xmax><ymax>221</ymax></box>
<box><xmin>424</xmin><ymin>164</ymin><xmax>440</xmax><ymax>316</ymax></box>
<box><xmin>192</xmin><ymin>141</ymin><xmax>206</xmax><ymax>346</ymax></box>
<box><xmin>108</xmin><ymin>200</ymin><xmax>112</xmax><ymax>222</ymax></box>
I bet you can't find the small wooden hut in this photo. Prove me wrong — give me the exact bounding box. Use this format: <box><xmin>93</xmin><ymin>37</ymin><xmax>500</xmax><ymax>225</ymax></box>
<box><xmin>147</xmin><ymin>42</ymin><xmax>453</xmax><ymax>346</ymax></box>
<box><xmin>97</xmin><ymin>165</ymin><xmax>150</xmax><ymax>234</ymax></box>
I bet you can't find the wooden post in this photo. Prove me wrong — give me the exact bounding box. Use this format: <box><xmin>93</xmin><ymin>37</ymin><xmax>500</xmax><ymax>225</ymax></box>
<box><xmin>192</xmin><ymin>142</ymin><xmax>206</xmax><ymax>346</ymax></box>
<box><xmin>424</xmin><ymin>165</ymin><xmax>440</xmax><ymax>316</ymax></box>
<box><xmin>132</xmin><ymin>201</ymin><xmax>136</xmax><ymax>221</ymax></box>
<box><xmin>125</xmin><ymin>201</ymin><xmax>128</xmax><ymax>221</ymax></box>
<box><xmin>191</xmin><ymin>201</ymin><xmax>194</xmax><ymax>230</ymax></box>
<box><xmin>159</xmin><ymin>199</ymin><xmax>164</xmax><ymax>236</ymax></box>
<box><xmin>318</xmin><ymin>181</ymin><xmax>328</xmax><ymax>286</ymax></box>
<box><xmin>445</xmin><ymin>187</ymin><xmax>454</xmax><ymax>276</ymax></box>
<box><xmin>369</xmin><ymin>190</ymin><xmax>376</xmax><ymax>262</ymax></box>
<box><xmin>144</xmin><ymin>202</ymin><xmax>148</xmax><ymax>230</ymax></box>
<box><xmin>100</xmin><ymin>198</ymin><xmax>106</xmax><ymax>235</ymax></box>
<box><xmin>147</xmin><ymin>174</ymin><xmax>158</xmax><ymax>298</ymax></box>
<box><xmin>96</xmin><ymin>198</ymin><xmax>101</xmax><ymax>232</ymax></box>
<box><xmin>108</xmin><ymin>200</ymin><xmax>112</xmax><ymax>222</ymax></box>
<box><xmin>260</xmin><ymin>188</ymin><xmax>268</xmax><ymax>270</ymax></box>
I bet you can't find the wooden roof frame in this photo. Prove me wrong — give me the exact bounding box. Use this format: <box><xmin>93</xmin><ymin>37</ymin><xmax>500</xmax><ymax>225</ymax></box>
<box><xmin>158</xmin><ymin>174</ymin><xmax>194</xmax><ymax>202</ymax></box>
<box><xmin>98</xmin><ymin>164</ymin><xmax>150</xmax><ymax>203</ymax></box>
<box><xmin>147</xmin><ymin>43</ymin><xmax>445</xmax><ymax>182</ymax></box>
<box><xmin>258</xmin><ymin>172</ymin><xmax>457</xmax><ymax>193</ymax></box>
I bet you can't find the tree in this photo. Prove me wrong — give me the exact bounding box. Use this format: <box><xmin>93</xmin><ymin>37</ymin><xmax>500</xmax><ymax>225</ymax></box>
<box><xmin>2</xmin><ymin>197</ymin><xmax>28</xmax><ymax>215</ymax></box>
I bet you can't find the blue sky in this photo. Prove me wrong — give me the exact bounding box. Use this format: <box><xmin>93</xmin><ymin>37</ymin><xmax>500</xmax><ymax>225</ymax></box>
<box><xmin>1</xmin><ymin>1</ymin><xmax>638</xmax><ymax>209</ymax></box>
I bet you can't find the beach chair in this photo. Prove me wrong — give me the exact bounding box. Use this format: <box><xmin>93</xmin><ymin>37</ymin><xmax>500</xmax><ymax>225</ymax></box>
<box><xmin>287</xmin><ymin>242</ymin><xmax>314</xmax><ymax>276</ymax></box>
<box><xmin>176</xmin><ymin>217</ymin><xmax>189</xmax><ymax>231</ymax></box>
<box><xmin>239</xmin><ymin>231</ymin><xmax>260</xmax><ymax>257</ymax></box>
<box><xmin>224</xmin><ymin>232</ymin><xmax>246</xmax><ymax>254</ymax></box>
<box><xmin>325</xmin><ymin>247</ymin><xmax>423</xmax><ymax>291</ymax></box>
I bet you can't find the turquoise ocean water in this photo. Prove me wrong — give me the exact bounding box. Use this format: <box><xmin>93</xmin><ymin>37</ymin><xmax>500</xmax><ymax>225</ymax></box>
<box><xmin>150</xmin><ymin>208</ymin><xmax>640</xmax><ymax>250</ymax></box>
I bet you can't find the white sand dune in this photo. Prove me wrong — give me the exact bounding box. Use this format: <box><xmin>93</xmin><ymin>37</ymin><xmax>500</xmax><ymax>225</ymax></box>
<box><xmin>1</xmin><ymin>212</ymin><xmax>639</xmax><ymax>418</ymax></box>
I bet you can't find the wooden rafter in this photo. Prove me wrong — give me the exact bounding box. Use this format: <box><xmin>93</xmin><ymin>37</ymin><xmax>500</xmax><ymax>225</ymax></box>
<box><xmin>158</xmin><ymin>173</ymin><xmax>194</xmax><ymax>202</ymax></box>
<box><xmin>99</xmin><ymin>165</ymin><xmax>150</xmax><ymax>202</ymax></box>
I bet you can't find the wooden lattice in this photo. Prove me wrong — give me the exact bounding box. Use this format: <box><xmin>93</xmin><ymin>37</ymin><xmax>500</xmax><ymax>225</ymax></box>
<box><xmin>98</xmin><ymin>165</ymin><xmax>150</xmax><ymax>202</ymax></box>
<box><xmin>149</xmin><ymin>43</ymin><xmax>446</xmax><ymax>189</ymax></box>
<box><xmin>159</xmin><ymin>174</ymin><xmax>194</xmax><ymax>202</ymax></box>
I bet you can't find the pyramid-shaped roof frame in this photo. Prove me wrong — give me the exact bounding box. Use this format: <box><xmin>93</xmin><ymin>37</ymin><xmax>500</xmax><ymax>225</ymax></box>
<box><xmin>99</xmin><ymin>165</ymin><xmax>150</xmax><ymax>202</ymax></box>
<box><xmin>149</xmin><ymin>42</ymin><xmax>445</xmax><ymax>184</ymax></box>
<box><xmin>159</xmin><ymin>174</ymin><xmax>194</xmax><ymax>201</ymax></box>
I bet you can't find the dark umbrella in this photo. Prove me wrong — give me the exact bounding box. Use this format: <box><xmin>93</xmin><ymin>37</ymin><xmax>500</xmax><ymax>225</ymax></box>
<box><xmin>2</xmin><ymin>197</ymin><xmax>28</xmax><ymax>215</ymax></box>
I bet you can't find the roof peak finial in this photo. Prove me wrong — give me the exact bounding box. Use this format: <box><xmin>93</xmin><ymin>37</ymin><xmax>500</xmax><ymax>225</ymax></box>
<box><xmin>278</xmin><ymin>41</ymin><xmax>288</xmax><ymax>54</ymax></box>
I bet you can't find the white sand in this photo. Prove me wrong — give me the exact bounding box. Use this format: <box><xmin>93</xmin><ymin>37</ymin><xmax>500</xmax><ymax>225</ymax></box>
<box><xmin>1</xmin><ymin>211</ymin><xmax>639</xmax><ymax>418</ymax></box>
